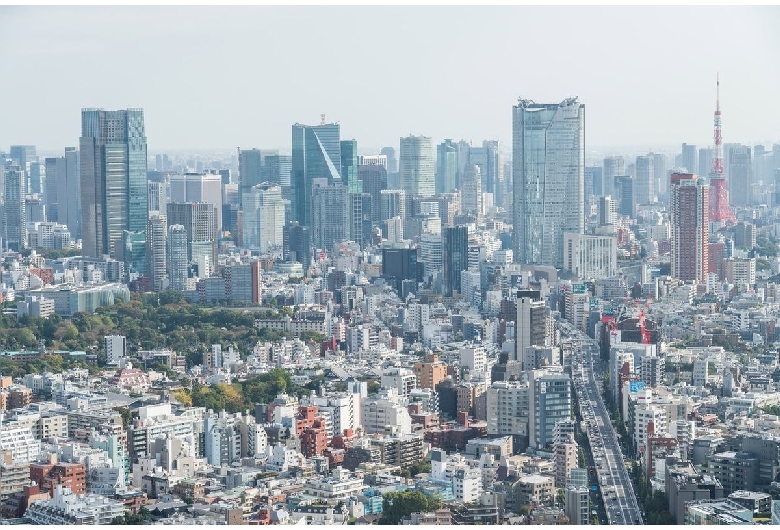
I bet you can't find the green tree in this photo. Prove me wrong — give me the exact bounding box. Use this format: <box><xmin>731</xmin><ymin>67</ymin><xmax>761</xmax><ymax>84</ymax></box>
<box><xmin>379</xmin><ymin>491</ymin><xmax>441</xmax><ymax>525</ymax></box>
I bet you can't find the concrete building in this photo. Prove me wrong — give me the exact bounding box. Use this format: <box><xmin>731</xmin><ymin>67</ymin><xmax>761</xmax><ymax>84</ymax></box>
<box><xmin>563</xmin><ymin>233</ymin><xmax>617</xmax><ymax>280</ymax></box>
<box><xmin>564</xmin><ymin>486</ymin><xmax>589</xmax><ymax>525</ymax></box>
<box><xmin>670</xmin><ymin>173</ymin><xmax>709</xmax><ymax>282</ymax></box>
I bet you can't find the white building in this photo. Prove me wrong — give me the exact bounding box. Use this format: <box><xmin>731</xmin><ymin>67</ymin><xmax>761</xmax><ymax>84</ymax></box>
<box><xmin>25</xmin><ymin>486</ymin><xmax>125</xmax><ymax>525</ymax></box>
<box><xmin>104</xmin><ymin>335</ymin><xmax>126</xmax><ymax>366</ymax></box>
<box><xmin>361</xmin><ymin>389</ymin><xmax>412</xmax><ymax>435</ymax></box>
<box><xmin>486</xmin><ymin>381</ymin><xmax>529</xmax><ymax>438</ymax></box>
<box><xmin>460</xmin><ymin>345</ymin><xmax>488</xmax><ymax>374</ymax></box>
<box><xmin>563</xmin><ymin>233</ymin><xmax>617</xmax><ymax>280</ymax></box>
<box><xmin>399</xmin><ymin>135</ymin><xmax>435</xmax><ymax>198</ymax></box>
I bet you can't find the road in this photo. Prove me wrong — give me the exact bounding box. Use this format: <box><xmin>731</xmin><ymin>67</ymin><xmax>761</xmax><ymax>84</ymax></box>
<box><xmin>563</xmin><ymin>323</ymin><xmax>644</xmax><ymax>525</ymax></box>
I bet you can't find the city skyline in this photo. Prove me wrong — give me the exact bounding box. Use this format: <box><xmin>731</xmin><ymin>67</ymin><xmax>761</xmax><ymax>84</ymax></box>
<box><xmin>1</xmin><ymin>6</ymin><xmax>779</xmax><ymax>151</ymax></box>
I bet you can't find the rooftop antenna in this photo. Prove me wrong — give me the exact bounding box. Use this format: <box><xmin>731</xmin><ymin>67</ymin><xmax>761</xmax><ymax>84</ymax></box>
<box><xmin>321</xmin><ymin>114</ymin><xmax>326</xmax><ymax>126</ymax></box>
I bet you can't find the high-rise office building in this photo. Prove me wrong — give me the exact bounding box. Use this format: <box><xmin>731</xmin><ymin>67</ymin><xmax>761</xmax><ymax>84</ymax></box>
<box><xmin>468</xmin><ymin>141</ymin><xmax>500</xmax><ymax>196</ymax></box>
<box><xmin>670</xmin><ymin>173</ymin><xmax>709</xmax><ymax>282</ymax></box>
<box><xmin>169</xmin><ymin>173</ymin><xmax>223</xmax><ymax>232</ymax></box>
<box><xmin>436</xmin><ymin>139</ymin><xmax>459</xmax><ymax>195</ymax></box>
<box><xmin>241</xmin><ymin>183</ymin><xmax>285</xmax><ymax>252</ymax></box>
<box><xmin>148</xmin><ymin>181</ymin><xmax>167</xmax><ymax>216</ymax></box>
<box><xmin>728</xmin><ymin>146</ymin><xmax>752</xmax><ymax>206</ymax></box>
<box><xmin>699</xmin><ymin>148</ymin><xmax>714</xmax><ymax>186</ymax></box>
<box><xmin>380</xmin><ymin>146</ymin><xmax>397</xmax><ymax>174</ymax></box>
<box><xmin>3</xmin><ymin>166</ymin><xmax>27</xmax><ymax>250</ymax></box>
<box><xmin>651</xmin><ymin>152</ymin><xmax>667</xmax><ymax>199</ymax></box>
<box><xmin>513</xmin><ymin>98</ymin><xmax>585</xmax><ymax>267</ymax></box>
<box><xmin>529</xmin><ymin>371</ymin><xmax>571</xmax><ymax>450</ymax></box>
<box><xmin>238</xmin><ymin>149</ymin><xmax>278</xmax><ymax>202</ymax></box>
<box><xmin>9</xmin><ymin>145</ymin><xmax>36</xmax><ymax>177</ymax></box>
<box><xmin>635</xmin><ymin>155</ymin><xmax>655</xmax><ymax>205</ymax></box>
<box><xmin>460</xmin><ymin>164</ymin><xmax>482</xmax><ymax>217</ymax></box>
<box><xmin>146</xmin><ymin>214</ymin><xmax>167</xmax><ymax>292</ymax></box>
<box><xmin>359</xmin><ymin>164</ymin><xmax>388</xmax><ymax>223</ymax></box>
<box><xmin>380</xmin><ymin>189</ymin><xmax>406</xmax><ymax>221</ymax></box>
<box><xmin>29</xmin><ymin>161</ymin><xmax>44</xmax><ymax>195</ymax></box>
<box><xmin>283</xmin><ymin>221</ymin><xmax>311</xmax><ymax>273</ymax></box>
<box><xmin>602</xmin><ymin>156</ymin><xmax>624</xmax><ymax>197</ymax></box>
<box><xmin>585</xmin><ymin>166</ymin><xmax>603</xmax><ymax>200</ymax></box>
<box><xmin>168</xmin><ymin>224</ymin><xmax>188</xmax><ymax>291</ymax></box>
<box><xmin>515</xmin><ymin>293</ymin><xmax>547</xmax><ymax>364</ymax></box>
<box><xmin>599</xmin><ymin>196</ymin><xmax>617</xmax><ymax>226</ymax></box>
<box><xmin>340</xmin><ymin>140</ymin><xmax>360</xmax><ymax>193</ymax></box>
<box><xmin>264</xmin><ymin>154</ymin><xmax>292</xmax><ymax>188</ymax></box>
<box><xmin>44</xmin><ymin>148</ymin><xmax>80</xmax><ymax>238</ymax></box>
<box><xmin>167</xmin><ymin>202</ymin><xmax>217</xmax><ymax>272</ymax></box>
<box><xmin>442</xmin><ymin>225</ymin><xmax>469</xmax><ymax>297</ymax></box>
<box><xmin>311</xmin><ymin>180</ymin><xmax>347</xmax><ymax>251</ymax></box>
<box><xmin>399</xmin><ymin>135</ymin><xmax>435</xmax><ymax>198</ymax></box>
<box><xmin>681</xmin><ymin>143</ymin><xmax>698</xmax><ymax>174</ymax></box>
<box><xmin>292</xmin><ymin>122</ymin><xmax>342</xmax><ymax>227</ymax></box>
<box><xmin>80</xmin><ymin>108</ymin><xmax>147</xmax><ymax>258</ymax></box>
<box><xmin>614</xmin><ymin>175</ymin><xmax>634</xmax><ymax>217</ymax></box>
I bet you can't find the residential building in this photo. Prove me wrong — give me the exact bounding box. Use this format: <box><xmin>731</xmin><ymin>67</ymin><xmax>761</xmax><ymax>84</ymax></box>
<box><xmin>670</xmin><ymin>173</ymin><xmax>709</xmax><ymax>282</ymax></box>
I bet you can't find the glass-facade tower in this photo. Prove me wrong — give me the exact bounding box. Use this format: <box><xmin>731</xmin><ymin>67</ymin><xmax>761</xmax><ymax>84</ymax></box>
<box><xmin>80</xmin><ymin>108</ymin><xmax>147</xmax><ymax>259</ymax></box>
<box><xmin>291</xmin><ymin>122</ymin><xmax>342</xmax><ymax>227</ymax></box>
<box><xmin>512</xmin><ymin>98</ymin><xmax>585</xmax><ymax>268</ymax></box>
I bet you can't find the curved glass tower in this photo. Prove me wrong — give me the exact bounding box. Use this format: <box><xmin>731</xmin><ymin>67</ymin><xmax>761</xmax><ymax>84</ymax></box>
<box><xmin>512</xmin><ymin>98</ymin><xmax>585</xmax><ymax>268</ymax></box>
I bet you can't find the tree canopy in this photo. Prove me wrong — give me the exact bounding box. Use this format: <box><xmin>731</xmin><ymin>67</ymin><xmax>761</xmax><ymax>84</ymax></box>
<box><xmin>379</xmin><ymin>490</ymin><xmax>441</xmax><ymax>525</ymax></box>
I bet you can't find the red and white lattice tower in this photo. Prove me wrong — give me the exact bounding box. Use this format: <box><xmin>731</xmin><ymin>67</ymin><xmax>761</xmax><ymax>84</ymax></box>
<box><xmin>709</xmin><ymin>73</ymin><xmax>736</xmax><ymax>224</ymax></box>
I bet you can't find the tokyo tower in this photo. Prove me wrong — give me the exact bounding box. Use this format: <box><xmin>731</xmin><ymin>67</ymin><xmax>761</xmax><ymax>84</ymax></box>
<box><xmin>709</xmin><ymin>74</ymin><xmax>736</xmax><ymax>224</ymax></box>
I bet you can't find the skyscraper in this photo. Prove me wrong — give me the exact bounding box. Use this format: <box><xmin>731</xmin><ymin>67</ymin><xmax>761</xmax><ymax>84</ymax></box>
<box><xmin>168</xmin><ymin>224</ymin><xmax>188</xmax><ymax>291</ymax></box>
<box><xmin>359</xmin><ymin>164</ymin><xmax>388</xmax><ymax>224</ymax></box>
<box><xmin>169</xmin><ymin>172</ymin><xmax>223</xmax><ymax>232</ymax></box>
<box><xmin>614</xmin><ymin>175</ymin><xmax>634</xmax><ymax>217</ymax></box>
<box><xmin>670</xmin><ymin>173</ymin><xmax>709</xmax><ymax>282</ymax></box>
<box><xmin>146</xmin><ymin>214</ymin><xmax>167</xmax><ymax>292</ymax></box>
<box><xmin>311</xmin><ymin>180</ymin><xmax>347</xmax><ymax>251</ymax></box>
<box><xmin>436</xmin><ymin>139</ymin><xmax>459</xmax><ymax>195</ymax></box>
<box><xmin>728</xmin><ymin>146</ymin><xmax>752</xmax><ymax>206</ymax></box>
<box><xmin>380</xmin><ymin>146</ymin><xmax>397</xmax><ymax>174</ymax></box>
<box><xmin>460</xmin><ymin>164</ymin><xmax>482</xmax><ymax>217</ymax></box>
<box><xmin>399</xmin><ymin>135</ymin><xmax>435</xmax><ymax>198</ymax></box>
<box><xmin>340</xmin><ymin>140</ymin><xmax>360</xmax><ymax>193</ymax></box>
<box><xmin>698</xmin><ymin>148</ymin><xmax>714</xmax><ymax>186</ymax></box>
<box><xmin>602</xmin><ymin>156</ymin><xmax>624</xmax><ymax>197</ymax></box>
<box><xmin>513</xmin><ymin>98</ymin><xmax>585</xmax><ymax>267</ymax></box>
<box><xmin>45</xmin><ymin>150</ymin><xmax>78</xmax><ymax>231</ymax></box>
<box><xmin>3</xmin><ymin>166</ymin><xmax>27</xmax><ymax>250</ymax></box>
<box><xmin>9</xmin><ymin>145</ymin><xmax>36</xmax><ymax>177</ymax></box>
<box><xmin>468</xmin><ymin>140</ymin><xmax>500</xmax><ymax>196</ymax></box>
<box><xmin>80</xmin><ymin>108</ymin><xmax>147</xmax><ymax>258</ymax></box>
<box><xmin>635</xmin><ymin>155</ymin><xmax>655</xmax><ymax>205</ymax></box>
<box><xmin>681</xmin><ymin>143</ymin><xmax>698</xmax><ymax>174</ymax></box>
<box><xmin>442</xmin><ymin>225</ymin><xmax>469</xmax><ymax>297</ymax></box>
<box><xmin>529</xmin><ymin>371</ymin><xmax>571</xmax><ymax>450</ymax></box>
<box><xmin>291</xmin><ymin>122</ymin><xmax>342</xmax><ymax>227</ymax></box>
<box><xmin>651</xmin><ymin>152</ymin><xmax>667</xmax><ymax>199</ymax></box>
<box><xmin>283</xmin><ymin>221</ymin><xmax>312</xmax><ymax>274</ymax></box>
<box><xmin>241</xmin><ymin>183</ymin><xmax>285</xmax><ymax>252</ymax></box>
<box><xmin>585</xmin><ymin>166</ymin><xmax>603</xmax><ymax>200</ymax></box>
<box><xmin>380</xmin><ymin>189</ymin><xmax>406</xmax><ymax>221</ymax></box>
<box><xmin>29</xmin><ymin>161</ymin><xmax>44</xmax><ymax>195</ymax></box>
<box><xmin>167</xmin><ymin>202</ymin><xmax>217</xmax><ymax>272</ymax></box>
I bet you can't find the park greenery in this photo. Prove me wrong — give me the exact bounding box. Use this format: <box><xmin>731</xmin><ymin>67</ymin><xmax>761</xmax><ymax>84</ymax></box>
<box><xmin>0</xmin><ymin>292</ymin><xmax>301</xmax><ymax>370</ymax></box>
<box><xmin>172</xmin><ymin>368</ymin><xmax>312</xmax><ymax>413</ymax></box>
<box><xmin>379</xmin><ymin>490</ymin><xmax>442</xmax><ymax>525</ymax></box>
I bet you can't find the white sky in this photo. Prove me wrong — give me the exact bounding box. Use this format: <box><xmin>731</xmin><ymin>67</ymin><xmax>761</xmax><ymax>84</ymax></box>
<box><xmin>1</xmin><ymin>6</ymin><xmax>779</xmax><ymax>153</ymax></box>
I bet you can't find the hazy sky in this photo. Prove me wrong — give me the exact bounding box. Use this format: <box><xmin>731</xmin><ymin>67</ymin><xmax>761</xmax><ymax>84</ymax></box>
<box><xmin>2</xmin><ymin>6</ymin><xmax>779</xmax><ymax>154</ymax></box>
